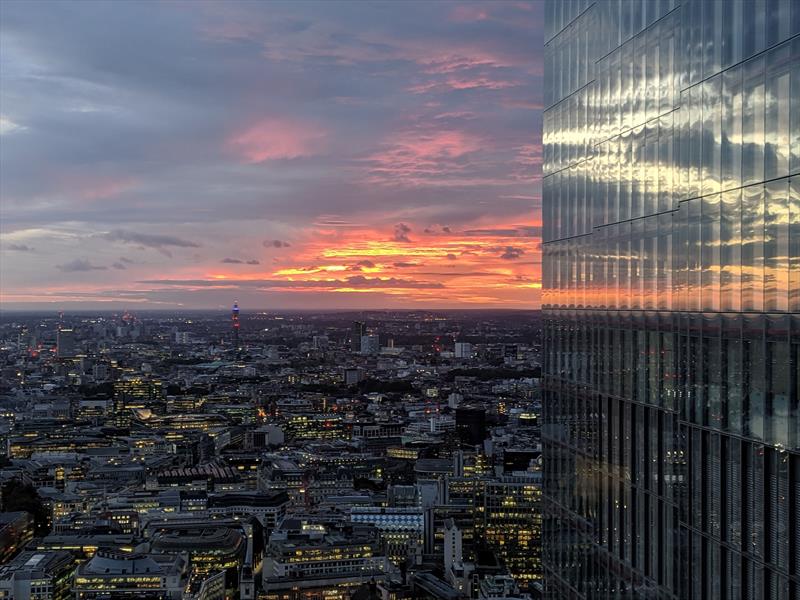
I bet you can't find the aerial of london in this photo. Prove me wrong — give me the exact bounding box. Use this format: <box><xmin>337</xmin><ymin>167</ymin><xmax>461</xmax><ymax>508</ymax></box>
<box><xmin>2</xmin><ymin>0</ymin><xmax>799</xmax><ymax>599</ymax></box>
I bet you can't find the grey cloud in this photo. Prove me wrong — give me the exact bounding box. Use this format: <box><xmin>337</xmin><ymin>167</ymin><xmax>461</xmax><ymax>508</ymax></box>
<box><xmin>103</xmin><ymin>229</ymin><xmax>200</xmax><ymax>257</ymax></box>
<box><xmin>464</xmin><ymin>228</ymin><xmax>521</xmax><ymax>237</ymax></box>
<box><xmin>264</xmin><ymin>239</ymin><xmax>291</xmax><ymax>248</ymax></box>
<box><xmin>112</xmin><ymin>262</ymin><xmax>127</xmax><ymax>270</ymax></box>
<box><xmin>7</xmin><ymin>243</ymin><xmax>34</xmax><ymax>252</ymax></box>
<box><xmin>57</xmin><ymin>258</ymin><xmax>107</xmax><ymax>272</ymax></box>
<box><xmin>393</xmin><ymin>261</ymin><xmax>419</xmax><ymax>268</ymax></box>
<box><xmin>423</xmin><ymin>225</ymin><xmax>452</xmax><ymax>235</ymax></box>
<box><xmin>221</xmin><ymin>258</ymin><xmax>244</xmax><ymax>264</ymax></box>
<box><xmin>139</xmin><ymin>275</ymin><xmax>444</xmax><ymax>289</ymax></box>
<box><xmin>499</xmin><ymin>246</ymin><xmax>525</xmax><ymax>260</ymax></box>
<box><xmin>246</xmin><ymin>259</ymin><xmax>260</xmax><ymax>265</ymax></box>
<box><xmin>393</xmin><ymin>223</ymin><xmax>412</xmax><ymax>243</ymax></box>
<box><xmin>463</xmin><ymin>226</ymin><xmax>542</xmax><ymax>238</ymax></box>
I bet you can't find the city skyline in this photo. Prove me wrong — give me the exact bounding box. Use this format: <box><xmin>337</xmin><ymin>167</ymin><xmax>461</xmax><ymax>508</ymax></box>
<box><xmin>0</xmin><ymin>1</ymin><xmax>542</xmax><ymax>311</ymax></box>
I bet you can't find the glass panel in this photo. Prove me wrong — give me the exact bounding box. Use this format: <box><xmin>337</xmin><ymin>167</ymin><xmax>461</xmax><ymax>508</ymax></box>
<box><xmin>741</xmin><ymin>57</ymin><xmax>765</xmax><ymax>188</ymax></box>
<box><xmin>765</xmin><ymin>45</ymin><xmax>791</xmax><ymax>181</ymax></box>
<box><xmin>720</xmin><ymin>189</ymin><xmax>742</xmax><ymax>312</ymax></box>
<box><xmin>764</xmin><ymin>179</ymin><xmax>789</xmax><ymax>312</ymax></box>
<box><xmin>790</xmin><ymin>177</ymin><xmax>800</xmax><ymax>313</ymax></box>
<box><xmin>721</xmin><ymin>65</ymin><xmax>742</xmax><ymax>192</ymax></box>
<box><xmin>741</xmin><ymin>184</ymin><xmax>765</xmax><ymax>312</ymax></box>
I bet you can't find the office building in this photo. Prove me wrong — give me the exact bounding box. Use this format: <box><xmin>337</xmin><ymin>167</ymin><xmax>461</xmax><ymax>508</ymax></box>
<box><xmin>542</xmin><ymin>1</ymin><xmax>800</xmax><ymax>598</ymax></box>
<box><xmin>262</xmin><ymin>521</ymin><xmax>393</xmax><ymax>598</ymax></box>
<box><xmin>0</xmin><ymin>512</ymin><xmax>34</xmax><ymax>563</ymax></box>
<box><xmin>454</xmin><ymin>342</ymin><xmax>473</xmax><ymax>359</ymax></box>
<box><xmin>351</xmin><ymin>321</ymin><xmax>365</xmax><ymax>353</ymax></box>
<box><xmin>361</xmin><ymin>334</ymin><xmax>381</xmax><ymax>355</ymax></box>
<box><xmin>479</xmin><ymin>473</ymin><xmax>543</xmax><ymax>592</ymax></box>
<box><xmin>350</xmin><ymin>507</ymin><xmax>425</xmax><ymax>566</ymax></box>
<box><xmin>72</xmin><ymin>549</ymin><xmax>188</xmax><ymax>599</ymax></box>
<box><xmin>148</xmin><ymin>523</ymin><xmax>247</xmax><ymax>575</ymax></box>
<box><xmin>56</xmin><ymin>328</ymin><xmax>76</xmax><ymax>358</ymax></box>
<box><xmin>0</xmin><ymin>551</ymin><xmax>73</xmax><ymax>600</ymax></box>
<box><xmin>455</xmin><ymin>407</ymin><xmax>487</xmax><ymax>446</ymax></box>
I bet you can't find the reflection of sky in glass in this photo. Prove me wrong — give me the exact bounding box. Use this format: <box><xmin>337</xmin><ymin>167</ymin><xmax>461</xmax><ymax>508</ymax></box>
<box><xmin>542</xmin><ymin>4</ymin><xmax>800</xmax><ymax>315</ymax></box>
<box><xmin>542</xmin><ymin>0</ymin><xmax>800</xmax><ymax>597</ymax></box>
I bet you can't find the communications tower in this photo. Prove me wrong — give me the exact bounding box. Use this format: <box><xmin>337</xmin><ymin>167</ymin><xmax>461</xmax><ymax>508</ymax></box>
<box><xmin>232</xmin><ymin>300</ymin><xmax>240</xmax><ymax>348</ymax></box>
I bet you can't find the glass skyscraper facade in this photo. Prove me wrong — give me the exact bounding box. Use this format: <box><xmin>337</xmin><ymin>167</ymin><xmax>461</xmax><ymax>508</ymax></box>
<box><xmin>542</xmin><ymin>1</ymin><xmax>800</xmax><ymax>598</ymax></box>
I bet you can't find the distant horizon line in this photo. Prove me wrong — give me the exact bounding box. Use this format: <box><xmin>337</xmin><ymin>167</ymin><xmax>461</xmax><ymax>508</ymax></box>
<box><xmin>0</xmin><ymin>306</ymin><xmax>542</xmax><ymax>314</ymax></box>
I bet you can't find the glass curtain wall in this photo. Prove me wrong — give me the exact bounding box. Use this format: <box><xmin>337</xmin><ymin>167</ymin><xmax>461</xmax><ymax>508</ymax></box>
<box><xmin>542</xmin><ymin>1</ymin><xmax>800</xmax><ymax>598</ymax></box>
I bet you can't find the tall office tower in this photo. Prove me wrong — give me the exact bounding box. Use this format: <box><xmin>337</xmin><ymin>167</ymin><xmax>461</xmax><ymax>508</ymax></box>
<box><xmin>56</xmin><ymin>327</ymin><xmax>76</xmax><ymax>358</ymax></box>
<box><xmin>232</xmin><ymin>300</ymin><xmax>240</xmax><ymax>348</ymax></box>
<box><xmin>542</xmin><ymin>1</ymin><xmax>800</xmax><ymax>598</ymax></box>
<box><xmin>351</xmin><ymin>321</ymin><xmax>364</xmax><ymax>352</ymax></box>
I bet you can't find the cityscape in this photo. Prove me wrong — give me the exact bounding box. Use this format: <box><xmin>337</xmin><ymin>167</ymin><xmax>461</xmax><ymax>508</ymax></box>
<box><xmin>0</xmin><ymin>1</ymin><xmax>798</xmax><ymax>600</ymax></box>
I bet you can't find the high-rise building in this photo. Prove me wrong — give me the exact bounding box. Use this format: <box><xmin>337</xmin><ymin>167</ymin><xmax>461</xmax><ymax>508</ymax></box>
<box><xmin>542</xmin><ymin>1</ymin><xmax>800</xmax><ymax>598</ymax></box>
<box><xmin>351</xmin><ymin>321</ymin><xmax>365</xmax><ymax>352</ymax></box>
<box><xmin>231</xmin><ymin>300</ymin><xmax>240</xmax><ymax>348</ymax></box>
<box><xmin>56</xmin><ymin>328</ymin><xmax>76</xmax><ymax>358</ymax></box>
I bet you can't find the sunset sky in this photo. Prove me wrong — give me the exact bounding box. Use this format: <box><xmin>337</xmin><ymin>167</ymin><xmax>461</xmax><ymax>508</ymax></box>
<box><xmin>0</xmin><ymin>1</ymin><xmax>542</xmax><ymax>310</ymax></box>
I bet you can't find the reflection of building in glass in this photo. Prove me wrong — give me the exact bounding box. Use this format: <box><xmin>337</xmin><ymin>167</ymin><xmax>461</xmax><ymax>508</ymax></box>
<box><xmin>542</xmin><ymin>1</ymin><xmax>800</xmax><ymax>598</ymax></box>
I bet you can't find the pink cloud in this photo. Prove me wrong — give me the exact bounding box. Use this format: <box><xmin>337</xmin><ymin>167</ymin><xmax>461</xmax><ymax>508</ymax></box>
<box><xmin>364</xmin><ymin>128</ymin><xmax>483</xmax><ymax>186</ymax></box>
<box><xmin>420</xmin><ymin>54</ymin><xmax>508</xmax><ymax>74</ymax></box>
<box><xmin>409</xmin><ymin>76</ymin><xmax>519</xmax><ymax>94</ymax></box>
<box><xmin>55</xmin><ymin>173</ymin><xmax>139</xmax><ymax>203</ymax></box>
<box><xmin>449</xmin><ymin>5</ymin><xmax>490</xmax><ymax>23</ymax></box>
<box><xmin>226</xmin><ymin>118</ymin><xmax>325</xmax><ymax>163</ymax></box>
